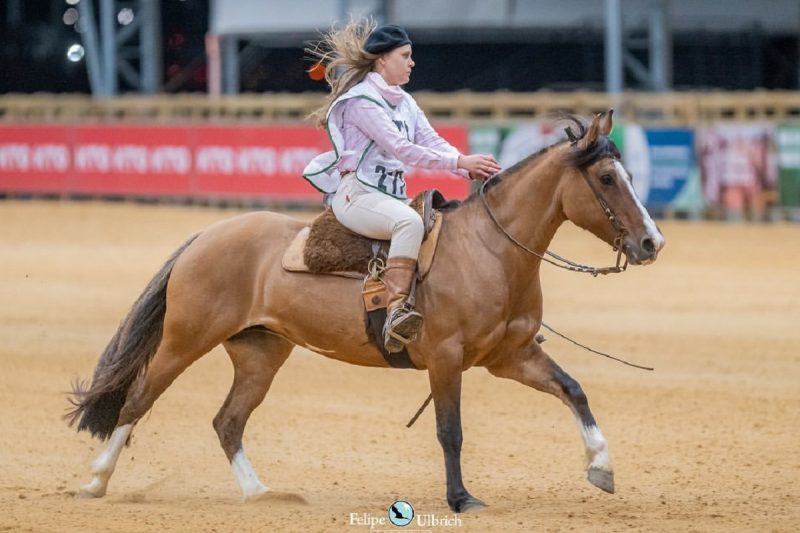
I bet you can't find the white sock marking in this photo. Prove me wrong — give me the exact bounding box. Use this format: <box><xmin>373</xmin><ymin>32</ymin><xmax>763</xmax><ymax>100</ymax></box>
<box><xmin>80</xmin><ymin>424</ymin><xmax>132</xmax><ymax>497</ymax></box>
<box><xmin>231</xmin><ymin>448</ymin><xmax>269</xmax><ymax>500</ymax></box>
<box><xmin>577</xmin><ymin>422</ymin><xmax>612</xmax><ymax>472</ymax></box>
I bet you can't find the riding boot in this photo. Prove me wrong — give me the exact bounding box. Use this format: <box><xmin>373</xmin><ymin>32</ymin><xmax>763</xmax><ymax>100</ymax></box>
<box><xmin>381</xmin><ymin>256</ymin><xmax>424</xmax><ymax>353</ymax></box>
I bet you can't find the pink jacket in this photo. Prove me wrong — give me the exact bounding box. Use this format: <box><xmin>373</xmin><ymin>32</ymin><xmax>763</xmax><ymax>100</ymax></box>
<box><xmin>336</xmin><ymin>72</ymin><xmax>468</xmax><ymax>178</ymax></box>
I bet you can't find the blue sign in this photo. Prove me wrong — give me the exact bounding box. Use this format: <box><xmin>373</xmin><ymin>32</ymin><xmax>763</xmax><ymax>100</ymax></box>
<box><xmin>644</xmin><ymin>128</ymin><xmax>695</xmax><ymax>207</ymax></box>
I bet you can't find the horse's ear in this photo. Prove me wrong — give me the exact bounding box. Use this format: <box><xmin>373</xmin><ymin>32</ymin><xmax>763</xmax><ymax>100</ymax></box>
<box><xmin>599</xmin><ymin>109</ymin><xmax>614</xmax><ymax>136</ymax></box>
<box><xmin>577</xmin><ymin>113</ymin><xmax>602</xmax><ymax>150</ymax></box>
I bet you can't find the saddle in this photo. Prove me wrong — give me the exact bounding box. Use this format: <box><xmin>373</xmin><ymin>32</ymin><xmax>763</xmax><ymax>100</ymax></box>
<box><xmin>281</xmin><ymin>189</ymin><xmax>459</xmax><ymax>369</ymax></box>
<box><xmin>282</xmin><ymin>189</ymin><xmax>457</xmax><ymax>279</ymax></box>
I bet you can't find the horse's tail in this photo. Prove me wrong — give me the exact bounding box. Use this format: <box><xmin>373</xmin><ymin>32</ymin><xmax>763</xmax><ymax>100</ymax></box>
<box><xmin>65</xmin><ymin>234</ymin><xmax>199</xmax><ymax>440</ymax></box>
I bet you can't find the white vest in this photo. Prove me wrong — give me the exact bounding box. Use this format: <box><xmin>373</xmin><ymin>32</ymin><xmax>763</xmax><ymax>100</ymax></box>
<box><xmin>303</xmin><ymin>80</ymin><xmax>417</xmax><ymax>199</ymax></box>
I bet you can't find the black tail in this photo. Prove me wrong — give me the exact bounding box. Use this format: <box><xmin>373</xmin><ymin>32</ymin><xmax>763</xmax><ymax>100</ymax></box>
<box><xmin>65</xmin><ymin>235</ymin><xmax>198</xmax><ymax>440</ymax></box>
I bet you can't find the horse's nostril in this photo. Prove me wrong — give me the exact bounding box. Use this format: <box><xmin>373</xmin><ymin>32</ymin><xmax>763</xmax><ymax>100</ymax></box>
<box><xmin>641</xmin><ymin>237</ymin><xmax>656</xmax><ymax>255</ymax></box>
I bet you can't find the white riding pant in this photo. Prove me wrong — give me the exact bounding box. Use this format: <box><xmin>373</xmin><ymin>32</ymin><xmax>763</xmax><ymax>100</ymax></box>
<box><xmin>331</xmin><ymin>174</ymin><xmax>423</xmax><ymax>259</ymax></box>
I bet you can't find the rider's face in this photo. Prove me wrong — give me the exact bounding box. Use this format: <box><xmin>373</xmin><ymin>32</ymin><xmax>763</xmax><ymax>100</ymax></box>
<box><xmin>377</xmin><ymin>45</ymin><xmax>414</xmax><ymax>86</ymax></box>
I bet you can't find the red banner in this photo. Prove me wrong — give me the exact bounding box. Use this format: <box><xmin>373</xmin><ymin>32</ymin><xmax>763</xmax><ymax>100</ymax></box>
<box><xmin>72</xmin><ymin>125</ymin><xmax>194</xmax><ymax>195</ymax></box>
<box><xmin>0</xmin><ymin>125</ymin><xmax>72</xmax><ymax>192</ymax></box>
<box><xmin>0</xmin><ymin>124</ymin><xmax>470</xmax><ymax>201</ymax></box>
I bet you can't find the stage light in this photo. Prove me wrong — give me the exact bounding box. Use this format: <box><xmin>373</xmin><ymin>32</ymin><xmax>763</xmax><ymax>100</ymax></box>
<box><xmin>67</xmin><ymin>44</ymin><xmax>85</xmax><ymax>62</ymax></box>
<box><xmin>63</xmin><ymin>7</ymin><xmax>79</xmax><ymax>25</ymax></box>
<box><xmin>66</xmin><ymin>0</ymin><xmax>81</xmax><ymax>5</ymax></box>
<box><xmin>118</xmin><ymin>8</ymin><xmax>135</xmax><ymax>25</ymax></box>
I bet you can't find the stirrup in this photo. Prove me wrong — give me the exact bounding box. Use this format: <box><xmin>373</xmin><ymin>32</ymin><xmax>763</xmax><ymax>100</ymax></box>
<box><xmin>383</xmin><ymin>305</ymin><xmax>423</xmax><ymax>353</ymax></box>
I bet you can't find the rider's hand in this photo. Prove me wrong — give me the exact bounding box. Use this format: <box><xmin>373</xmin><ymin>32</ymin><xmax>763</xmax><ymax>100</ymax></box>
<box><xmin>458</xmin><ymin>154</ymin><xmax>502</xmax><ymax>180</ymax></box>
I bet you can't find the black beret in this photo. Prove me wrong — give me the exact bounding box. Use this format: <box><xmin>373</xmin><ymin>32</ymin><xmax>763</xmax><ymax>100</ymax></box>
<box><xmin>364</xmin><ymin>25</ymin><xmax>412</xmax><ymax>55</ymax></box>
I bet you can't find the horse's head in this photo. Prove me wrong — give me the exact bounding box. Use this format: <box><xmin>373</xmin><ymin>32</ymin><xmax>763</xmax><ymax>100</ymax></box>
<box><xmin>559</xmin><ymin>111</ymin><xmax>665</xmax><ymax>265</ymax></box>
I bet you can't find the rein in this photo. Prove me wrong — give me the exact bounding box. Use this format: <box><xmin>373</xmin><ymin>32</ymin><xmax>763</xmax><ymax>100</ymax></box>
<box><xmin>407</xmin><ymin>165</ymin><xmax>648</xmax><ymax>429</ymax></box>
<box><xmin>479</xmin><ymin>166</ymin><xmax>628</xmax><ymax>277</ymax></box>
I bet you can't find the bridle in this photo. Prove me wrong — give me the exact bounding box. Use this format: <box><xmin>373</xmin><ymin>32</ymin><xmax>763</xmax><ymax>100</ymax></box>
<box><xmin>409</xmin><ymin>152</ymin><xmax>644</xmax><ymax>429</ymax></box>
<box><xmin>479</xmin><ymin>161</ymin><xmax>629</xmax><ymax>277</ymax></box>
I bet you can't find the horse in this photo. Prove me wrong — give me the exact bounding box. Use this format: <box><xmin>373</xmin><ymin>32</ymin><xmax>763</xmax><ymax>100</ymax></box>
<box><xmin>67</xmin><ymin>111</ymin><xmax>665</xmax><ymax>513</ymax></box>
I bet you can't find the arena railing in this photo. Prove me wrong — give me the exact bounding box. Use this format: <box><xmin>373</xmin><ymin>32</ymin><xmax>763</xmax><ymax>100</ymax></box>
<box><xmin>2</xmin><ymin>91</ymin><xmax>800</xmax><ymax>125</ymax></box>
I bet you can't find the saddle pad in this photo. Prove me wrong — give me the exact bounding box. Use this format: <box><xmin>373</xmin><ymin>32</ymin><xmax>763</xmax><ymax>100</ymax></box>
<box><xmin>281</xmin><ymin>212</ymin><xmax>444</xmax><ymax>279</ymax></box>
<box><xmin>281</xmin><ymin>227</ymin><xmax>363</xmax><ymax>279</ymax></box>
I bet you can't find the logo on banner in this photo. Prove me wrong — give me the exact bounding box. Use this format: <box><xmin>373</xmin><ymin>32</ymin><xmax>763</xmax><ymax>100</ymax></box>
<box><xmin>195</xmin><ymin>146</ymin><xmax>324</xmax><ymax>176</ymax></box>
<box><xmin>0</xmin><ymin>143</ymin><xmax>70</xmax><ymax>172</ymax></box>
<box><xmin>75</xmin><ymin>144</ymin><xmax>192</xmax><ymax>175</ymax></box>
<box><xmin>151</xmin><ymin>146</ymin><xmax>191</xmax><ymax>173</ymax></box>
<box><xmin>32</xmin><ymin>144</ymin><xmax>70</xmax><ymax>171</ymax></box>
<box><xmin>75</xmin><ymin>144</ymin><xmax>110</xmax><ymax>172</ymax></box>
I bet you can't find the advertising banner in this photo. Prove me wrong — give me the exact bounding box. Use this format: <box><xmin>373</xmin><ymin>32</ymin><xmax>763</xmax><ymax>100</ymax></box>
<box><xmin>696</xmin><ymin>123</ymin><xmax>778</xmax><ymax>217</ymax></box>
<box><xmin>776</xmin><ymin>126</ymin><xmax>800</xmax><ymax>208</ymax></box>
<box><xmin>644</xmin><ymin>129</ymin><xmax>694</xmax><ymax>206</ymax></box>
<box><xmin>72</xmin><ymin>125</ymin><xmax>195</xmax><ymax>195</ymax></box>
<box><xmin>0</xmin><ymin>124</ymin><xmax>470</xmax><ymax>201</ymax></box>
<box><xmin>470</xmin><ymin>122</ymin><xmax>564</xmax><ymax>170</ymax></box>
<box><xmin>471</xmin><ymin>121</ymin><xmax>697</xmax><ymax>213</ymax></box>
<box><xmin>0</xmin><ymin>125</ymin><xmax>71</xmax><ymax>193</ymax></box>
<box><xmin>613</xmin><ymin>125</ymin><xmax>699</xmax><ymax>214</ymax></box>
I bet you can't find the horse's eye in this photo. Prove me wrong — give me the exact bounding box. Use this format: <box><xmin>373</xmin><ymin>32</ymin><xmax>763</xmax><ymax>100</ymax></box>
<box><xmin>600</xmin><ymin>174</ymin><xmax>614</xmax><ymax>186</ymax></box>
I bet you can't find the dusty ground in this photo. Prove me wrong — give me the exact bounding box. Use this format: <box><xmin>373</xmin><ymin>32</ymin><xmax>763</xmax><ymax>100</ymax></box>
<box><xmin>0</xmin><ymin>200</ymin><xmax>798</xmax><ymax>532</ymax></box>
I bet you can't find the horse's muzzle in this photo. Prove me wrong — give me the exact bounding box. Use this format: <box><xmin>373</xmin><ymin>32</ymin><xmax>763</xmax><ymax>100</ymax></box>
<box><xmin>624</xmin><ymin>233</ymin><xmax>665</xmax><ymax>266</ymax></box>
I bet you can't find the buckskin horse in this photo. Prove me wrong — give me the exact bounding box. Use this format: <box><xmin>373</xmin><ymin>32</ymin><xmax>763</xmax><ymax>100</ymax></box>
<box><xmin>67</xmin><ymin>111</ymin><xmax>664</xmax><ymax>512</ymax></box>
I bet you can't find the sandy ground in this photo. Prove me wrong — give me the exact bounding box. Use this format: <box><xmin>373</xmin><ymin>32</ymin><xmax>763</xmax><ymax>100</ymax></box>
<box><xmin>0</xmin><ymin>200</ymin><xmax>798</xmax><ymax>533</ymax></box>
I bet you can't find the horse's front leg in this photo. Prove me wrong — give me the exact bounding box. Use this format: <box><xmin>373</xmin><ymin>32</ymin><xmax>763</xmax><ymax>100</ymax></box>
<box><xmin>428</xmin><ymin>347</ymin><xmax>486</xmax><ymax>513</ymax></box>
<box><xmin>486</xmin><ymin>341</ymin><xmax>615</xmax><ymax>493</ymax></box>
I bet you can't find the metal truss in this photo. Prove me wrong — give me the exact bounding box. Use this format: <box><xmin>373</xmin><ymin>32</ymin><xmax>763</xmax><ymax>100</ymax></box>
<box><xmin>605</xmin><ymin>0</ymin><xmax>672</xmax><ymax>92</ymax></box>
<box><xmin>208</xmin><ymin>0</ymin><xmax>390</xmax><ymax>95</ymax></box>
<box><xmin>77</xmin><ymin>0</ymin><xmax>162</xmax><ymax>97</ymax></box>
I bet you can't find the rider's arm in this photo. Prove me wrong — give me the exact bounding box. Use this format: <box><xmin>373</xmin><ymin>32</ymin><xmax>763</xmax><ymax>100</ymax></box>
<box><xmin>412</xmin><ymin>108</ymin><xmax>470</xmax><ymax>178</ymax></box>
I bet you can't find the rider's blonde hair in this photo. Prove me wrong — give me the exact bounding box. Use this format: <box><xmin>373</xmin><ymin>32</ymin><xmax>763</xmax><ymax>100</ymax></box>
<box><xmin>306</xmin><ymin>18</ymin><xmax>380</xmax><ymax>128</ymax></box>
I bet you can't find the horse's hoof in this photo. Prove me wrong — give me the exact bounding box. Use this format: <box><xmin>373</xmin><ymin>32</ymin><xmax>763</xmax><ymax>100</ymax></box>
<box><xmin>452</xmin><ymin>496</ymin><xmax>487</xmax><ymax>513</ymax></box>
<box><xmin>77</xmin><ymin>487</ymin><xmax>105</xmax><ymax>499</ymax></box>
<box><xmin>587</xmin><ymin>467</ymin><xmax>615</xmax><ymax>494</ymax></box>
<box><xmin>246</xmin><ymin>490</ymin><xmax>308</xmax><ymax>505</ymax></box>
<box><xmin>242</xmin><ymin>485</ymin><xmax>270</xmax><ymax>503</ymax></box>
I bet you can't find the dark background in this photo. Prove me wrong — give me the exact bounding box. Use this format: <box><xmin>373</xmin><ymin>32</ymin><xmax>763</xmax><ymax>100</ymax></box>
<box><xmin>2</xmin><ymin>0</ymin><xmax>797</xmax><ymax>94</ymax></box>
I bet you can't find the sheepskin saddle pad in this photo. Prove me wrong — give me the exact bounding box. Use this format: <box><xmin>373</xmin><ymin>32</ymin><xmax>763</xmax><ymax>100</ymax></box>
<box><xmin>281</xmin><ymin>189</ymin><xmax>459</xmax><ymax>278</ymax></box>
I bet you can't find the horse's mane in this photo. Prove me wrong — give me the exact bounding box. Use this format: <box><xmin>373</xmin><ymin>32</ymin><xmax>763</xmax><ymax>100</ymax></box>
<box><xmin>456</xmin><ymin>114</ymin><xmax>620</xmax><ymax>209</ymax></box>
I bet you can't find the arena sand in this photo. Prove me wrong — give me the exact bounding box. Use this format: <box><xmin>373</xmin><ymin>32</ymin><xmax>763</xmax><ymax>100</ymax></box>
<box><xmin>0</xmin><ymin>201</ymin><xmax>798</xmax><ymax>532</ymax></box>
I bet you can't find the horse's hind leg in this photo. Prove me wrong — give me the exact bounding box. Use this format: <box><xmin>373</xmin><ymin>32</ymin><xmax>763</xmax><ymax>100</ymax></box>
<box><xmin>79</xmin><ymin>338</ymin><xmax>213</xmax><ymax>498</ymax></box>
<box><xmin>78</xmin><ymin>423</ymin><xmax>134</xmax><ymax>498</ymax></box>
<box><xmin>215</xmin><ymin>328</ymin><xmax>293</xmax><ymax>501</ymax></box>
<box><xmin>486</xmin><ymin>342</ymin><xmax>615</xmax><ymax>493</ymax></box>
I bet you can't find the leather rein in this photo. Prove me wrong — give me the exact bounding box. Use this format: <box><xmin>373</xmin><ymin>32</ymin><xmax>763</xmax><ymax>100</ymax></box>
<box><xmin>408</xmin><ymin>157</ymin><xmax>644</xmax><ymax>429</ymax></box>
<box><xmin>479</xmin><ymin>163</ymin><xmax>628</xmax><ymax>277</ymax></box>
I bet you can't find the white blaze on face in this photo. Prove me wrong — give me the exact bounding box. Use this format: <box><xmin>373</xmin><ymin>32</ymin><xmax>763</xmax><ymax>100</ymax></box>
<box><xmin>623</xmin><ymin>124</ymin><xmax>651</xmax><ymax>202</ymax></box>
<box><xmin>614</xmin><ymin>161</ymin><xmax>665</xmax><ymax>252</ymax></box>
